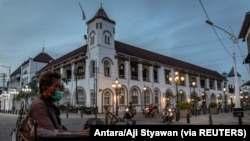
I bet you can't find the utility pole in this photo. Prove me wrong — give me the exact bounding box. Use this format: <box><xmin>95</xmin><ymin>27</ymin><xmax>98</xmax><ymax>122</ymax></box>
<box><xmin>206</xmin><ymin>20</ymin><xmax>243</xmax><ymax>117</ymax></box>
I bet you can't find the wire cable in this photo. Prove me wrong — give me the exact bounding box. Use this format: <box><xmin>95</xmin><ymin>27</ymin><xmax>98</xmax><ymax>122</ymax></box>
<box><xmin>198</xmin><ymin>0</ymin><xmax>232</xmax><ymax>58</ymax></box>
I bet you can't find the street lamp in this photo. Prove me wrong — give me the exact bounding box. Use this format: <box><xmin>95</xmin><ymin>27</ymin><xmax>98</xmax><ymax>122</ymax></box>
<box><xmin>223</xmin><ymin>86</ymin><xmax>227</xmax><ymax>113</ymax></box>
<box><xmin>10</xmin><ymin>88</ymin><xmax>19</xmax><ymax>112</ymax></box>
<box><xmin>230</xmin><ymin>95</ymin><xmax>234</xmax><ymax>111</ymax></box>
<box><xmin>191</xmin><ymin>81</ymin><xmax>196</xmax><ymax>115</ymax></box>
<box><xmin>74</xmin><ymin>70</ymin><xmax>79</xmax><ymax>105</ymax></box>
<box><xmin>179</xmin><ymin>90</ymin><xmax>183</xmax><ymax>101</ymax></box>
<box><xmin>169</xmin><ymin>71</ymin><xmax>184</xmax><ymax>121</ymax></box>
<box><xmin>22</xmin><ymin>85</ymin><xmax>31</xmax><ymax>109</ymax></box>
<box><xmin>201</xmin><ymin>92</ymin><xmax>206</xmax><ymax>114</ymax></box>
<box><xmin>143</xmin><ymin>85</ymin><xmax>147</xmax><ymax>109</ymax></box>
<box><xmin>205</xmin><ymin>20</ymin><xmax>242</xmax><ymax>116</ymax></box>
<box><xmin>112</xmin><ymin>78</ymin><xmax>121</xmax><ymax>116</ymax></box>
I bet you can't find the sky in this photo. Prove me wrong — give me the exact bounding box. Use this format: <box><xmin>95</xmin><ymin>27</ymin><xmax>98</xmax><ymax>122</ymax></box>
<box><xmin>1</xmin><ymin>0</ymin><xmax>250</xmax><ymax>86</ymax></box>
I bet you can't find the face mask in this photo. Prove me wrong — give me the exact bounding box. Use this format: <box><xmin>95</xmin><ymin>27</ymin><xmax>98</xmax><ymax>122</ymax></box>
<box><xmin>52</xmin><ymin>91</ymin><xmax>63</xmax><ymax>101</ymax></box>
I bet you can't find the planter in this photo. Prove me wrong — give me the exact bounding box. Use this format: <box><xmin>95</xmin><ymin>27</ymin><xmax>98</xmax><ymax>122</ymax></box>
<box><xmin>210</xmin><ymin>107</ymin><xmax>218</xmax><ymax>114</ymax></box>
<box><xmin>179</xmin><ymin>109</ymin><xmax>191</xmax><ymax>118</ymax></box>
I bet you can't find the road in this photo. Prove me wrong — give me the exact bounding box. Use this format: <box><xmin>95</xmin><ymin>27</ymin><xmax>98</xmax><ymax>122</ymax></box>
<box><xmin>1</xmin><ymin>110</ymin><xmax>250</xmax><ymax>141</ymax></box>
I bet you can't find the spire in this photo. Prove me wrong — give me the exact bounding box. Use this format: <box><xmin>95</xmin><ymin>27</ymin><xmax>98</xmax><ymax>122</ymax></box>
<box><xmin>227</xmin><ymin>66</ymin><xmax>241</xmax><ymax>77</ymax></box>
<box><xmin>42</xmin><ymin>40</ymin><xmax>45</xmax><ymax>52</ymax></box>
<box><xmin>86</xmin><ymin>3</ymin><xmax>115</xmax><ymax>24</ymax></box>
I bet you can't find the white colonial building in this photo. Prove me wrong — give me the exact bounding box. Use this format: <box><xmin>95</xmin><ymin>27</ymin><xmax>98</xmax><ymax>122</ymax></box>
<box><xmin>1</xmin><ymin>5</ymin><xmax>244</xmax><ymax>114</ymax></box>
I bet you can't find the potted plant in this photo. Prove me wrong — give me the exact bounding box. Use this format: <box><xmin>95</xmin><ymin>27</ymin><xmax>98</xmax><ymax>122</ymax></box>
<box><xmin>209</xmin><ymin>102</ymin><xmax>218</xmax><ymax>114</ymax></box>
<box><xmin>179</xmin><ymin>101</ymin><xmax>191</xmax><ymax>118</ymax></box>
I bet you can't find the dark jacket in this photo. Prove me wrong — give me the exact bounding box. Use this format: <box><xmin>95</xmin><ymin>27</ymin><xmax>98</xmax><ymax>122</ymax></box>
<box><xmin>27</xmin><ymin>96</ymin><xmax>64</xmax><ymax>131</ymax></box>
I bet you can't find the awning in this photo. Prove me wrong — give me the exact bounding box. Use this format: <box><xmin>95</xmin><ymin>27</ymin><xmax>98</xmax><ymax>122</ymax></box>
<box><xmin>243</xmin><ymin>53</ymin><xmax>250</xmax><ymax>64</ymax></box>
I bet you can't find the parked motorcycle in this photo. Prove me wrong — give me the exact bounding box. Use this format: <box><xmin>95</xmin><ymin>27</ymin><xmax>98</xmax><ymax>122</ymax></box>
<box><xmin>162</xmin><ymin>108</ymin><xmax>174</xmax><ymax>124</ymax></box>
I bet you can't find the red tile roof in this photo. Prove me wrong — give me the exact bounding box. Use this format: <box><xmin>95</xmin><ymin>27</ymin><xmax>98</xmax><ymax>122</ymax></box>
<box><xmin>40</xmin><ymin>40</ymin><xmax>225</xmax><ymax>80</ymax></box>
<box><xmin>33</xmin><ymin>52</ymin><xmax>54</xmax><ymax>63</ymax></box>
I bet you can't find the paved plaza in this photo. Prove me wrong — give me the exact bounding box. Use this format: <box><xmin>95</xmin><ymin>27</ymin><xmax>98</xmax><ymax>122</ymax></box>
<box><xmin>0</xmin><ymin>110</ymin><xmax>250</xmax><ymax>141</ymax></box>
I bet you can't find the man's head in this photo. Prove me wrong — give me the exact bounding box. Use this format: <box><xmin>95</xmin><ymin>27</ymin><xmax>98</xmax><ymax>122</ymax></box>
<box><xmin>39</xmin><ymin>71</ymin><xmax>62</xmax><ymax>96</ymax></box>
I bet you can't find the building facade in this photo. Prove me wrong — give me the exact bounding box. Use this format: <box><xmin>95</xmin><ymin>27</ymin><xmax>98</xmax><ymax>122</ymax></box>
<box><xmin>2</xmin><ymin>5</ymin><xmax>243</xmax><ymax>114</ymax></box>
<box><xmin>39</xmin><ymin>5</ymin><xmax>231</xmax><ymax>114</ymax></box>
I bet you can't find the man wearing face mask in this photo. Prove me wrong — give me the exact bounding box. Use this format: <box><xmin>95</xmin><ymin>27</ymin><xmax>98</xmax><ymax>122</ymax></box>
<box><xmin>27</xmin><ymin>71</ymin><xmax>89</xmax><ymax>133</ymax></box>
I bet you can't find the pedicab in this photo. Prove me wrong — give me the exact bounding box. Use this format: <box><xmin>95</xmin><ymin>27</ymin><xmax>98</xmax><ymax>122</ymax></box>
<box><xmin>10</xmin><ymin>102</ymin><xmax>92</xmax><ymax>141</ymax></box>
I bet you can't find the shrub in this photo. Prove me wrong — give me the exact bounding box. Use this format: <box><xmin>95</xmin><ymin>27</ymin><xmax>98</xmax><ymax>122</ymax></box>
<box><xmin>209</xmin><ymin>102</ymin><xmax>217</xmax><ymax>108</ymax></box>
<box><xmin>179</xmin><ymin>101</ymin><xmax>191</xmax><ymax>109</ymax></box>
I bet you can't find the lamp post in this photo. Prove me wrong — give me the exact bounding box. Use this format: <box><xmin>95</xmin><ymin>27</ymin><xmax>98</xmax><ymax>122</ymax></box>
<box><xmin>205</xmin><ymin>20</ymin><xmax>242</xmax><ymax>116</ymax></box>
<box><xmin>179</xmin><ymin>90</ymin><xmax>183</xmax><ymax>101</ymax></box>
<box><xmin>74</xmin><ymin>70</ymin><xmax>78</xmax><ymax>105</ymax></box>
<box><xmin>143</xmin><ymin>85</ymin><xmax>147</xmax><ymax>109</ymax></box>
<box><xmin>230</xmin><ymin>96</ymin><xmax>233</xmax><ymax>111</ymax></box>
<box><xmin>201</xmin><ymin>92</ymin><xmax>206</xmax><ymax>114</ymax></box>
<box><xmin>223</xmin><ymin>86</ymin><xmax>227</xmax><ymax>113</ymax></box>
<box><xmin>191</xmin><ymin>81</ymin><xmax>196</xmax><ymax>115</ymax></box>
<box><xmin>112</xmin><ymin>78</ymin><xmax>121</xmax><ymax>116</ymax></box>
<box><xmin>22</xmin><ymin>85</ymin><xmax>31</xmax><ymax>109</ymax></box>
<box><xmin>10</xmin><ymin>88</ymin><xmax>19</xmax><ymax>113</ymax></box>
<box><xmin>169</xmin><ymin>71</ymin><xmax>184</xmax><ymax>122</ymax></box>
<box><xmin>217</xmin><ymin>94</ymin><xmax>220</xmax><ymax>105</ymax></box>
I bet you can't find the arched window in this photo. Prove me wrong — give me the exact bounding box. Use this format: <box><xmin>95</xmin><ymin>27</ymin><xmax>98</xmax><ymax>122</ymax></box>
<box><xmin>103</xmin><ymin>30</ymin><xmax>111</xmax><ymax>44</ymax></box>
<box><xmin>90</xmin><ymin>92</ymin><xmax>95</xmax><ymax>106</ymax></box>
<box><xmin>90</xmin><ymin>61</ymin><xmax>96</xmax><ymax>77</ymax></box>
<box><xmin>104</xmin><ymin>60</ymin><xmax>110</xmax><ymax>77</ymax></box>
<box><xmin>63</xmin><ymin>92</ymin><xmax>71</xmax><ymax>106</ymax></box>
<box><xmin>89</xmin><ymin>31</ymin><xmax>95</xmax><ymax>45</ymax></box>
<box><xmin>131</xmin><ymin>88</ymin><xmax>139</xmax><ymax>104</ymax></box>
<box><xmin>78</xmin><ymin>90</ymin><xmax>85</xmax><ymax>106</ymax></box>
<box><xmin>119</xmin><ymin>88</ymin><xmax>125</xmax><ymax>105</ymax></box>
<box><xmin>104</xmin><ymin>92</ymin><xmax>111</xmax><ymax>105</ymax></box>
<box><xmin>154</xmin><ymin>90</ymin><xmax>159</xmax><ymax>104</ymax></box>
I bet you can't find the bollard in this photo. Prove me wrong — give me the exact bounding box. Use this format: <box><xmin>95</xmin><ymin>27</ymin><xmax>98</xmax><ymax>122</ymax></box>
<box><xmin>187</xmin><ymin>113</ymin><xmax>190</xmax><ymax>123</ymax></box>
<box><xmin>238</xmin><ymin>116</ymin><xmax>242</xmax><ymax>125</ymax></box>
<box><xmin>66</xmin><ymin>110</ymin><xmax>69</xmax><ymax>118</ymax></box>
<box><xmin>80</xmin><ymin>110</ymin><xmax>83</xmax><ymax>118</ymax></box>
<box><xmin>209</xmin><ymin>113</ymin><xmax>213</xmax><ymax>125</ymax></box>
